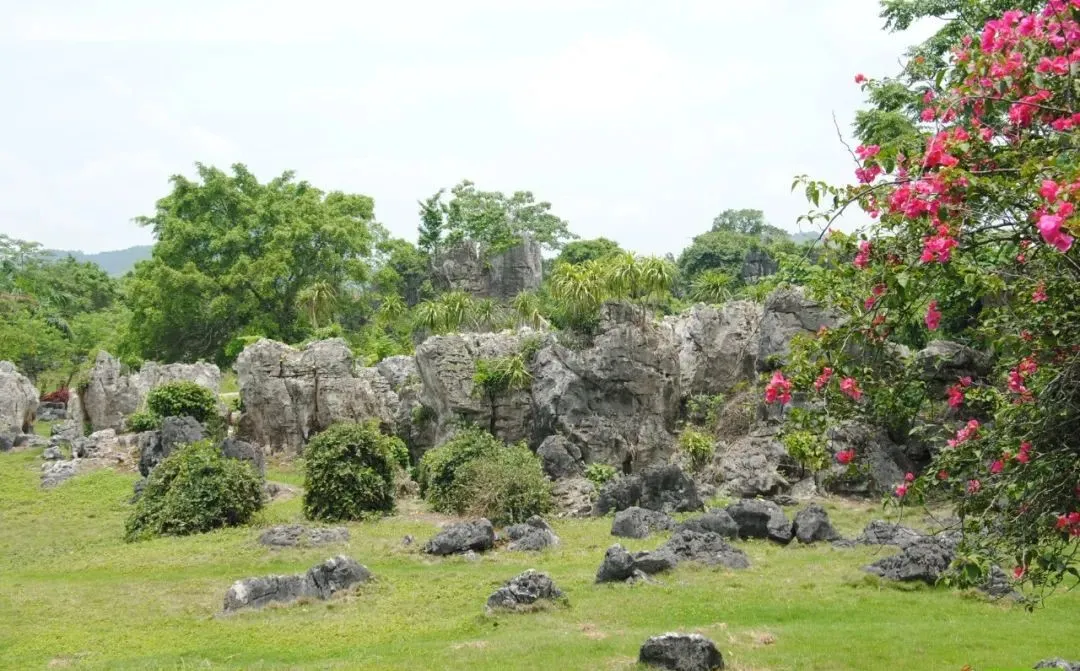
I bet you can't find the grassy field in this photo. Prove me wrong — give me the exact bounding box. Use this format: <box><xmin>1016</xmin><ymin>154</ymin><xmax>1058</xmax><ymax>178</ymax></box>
<box><xmin>1</xmin><ymin>449</ymin><xmax>1078</xmax><ymax>670</ymax></box>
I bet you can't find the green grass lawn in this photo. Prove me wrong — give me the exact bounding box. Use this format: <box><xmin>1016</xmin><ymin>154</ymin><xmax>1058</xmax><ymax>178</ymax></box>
<box><xmin>1</xmin><ymin>449</ymin><xmax>1077</xmax><ymax>671</ymax></box>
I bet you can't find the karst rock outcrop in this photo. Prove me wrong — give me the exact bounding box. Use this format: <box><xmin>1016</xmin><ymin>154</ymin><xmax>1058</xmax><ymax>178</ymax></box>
<box><xmin>430</xmin><ymin>238</ymin><xmax>543</xmax><ymax>301</ymax></box>
<box><xmin>0</xmin><ymin>362</ymin><xmax>39</xmax><ymax>433</ymax></box>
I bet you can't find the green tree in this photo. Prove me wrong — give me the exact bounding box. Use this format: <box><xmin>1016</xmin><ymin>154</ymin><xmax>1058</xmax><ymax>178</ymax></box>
<box><xmin>429</xmin><ymin>180</ymin><xmax>576</xmax><ymax>253</ymax></box>
<box><xmin>126</xmin><ymin>163</ymin><xmax>375</xmax><ymax>364</ymax></box>
<box><xmin>296</xmin><ymin>280</ymin><xmax>338</xmax><ymax>331</ymax></box>
<box><xmin>677</xmin><ymin>229</ymin><xmax>753</xmax><ymax>284</ymax></box>
<box><xmin>711</xmin><ymin>208</ymin><xmax>766</xmax><ymax>236</ymax></box>
<box><xmin>417</xmin><ymin>189</ymin><xmax>446</xmax><ymax>256</ymax></box>
<box><xmin>556</xmin><ymin>237</ymin><xmax>623</xmax><ymax>265</ymax></box>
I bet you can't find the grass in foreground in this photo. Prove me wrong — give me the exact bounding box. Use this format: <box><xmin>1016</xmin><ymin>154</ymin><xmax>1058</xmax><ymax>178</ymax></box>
<box><xmin>1</xmin><ymin>449</ymin><xmax>1077</xmax><ymax>670</ymax></box>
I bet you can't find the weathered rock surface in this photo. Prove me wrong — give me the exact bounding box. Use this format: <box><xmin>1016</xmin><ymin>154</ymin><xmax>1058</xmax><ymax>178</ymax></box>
<box><xmin>595</xmin><ymin>544</ymin><xmax>639</xmax><ymax>583</ymax></box>
<box><xmin>863</xmin><ymin>535</ymin><xmax>957</xmax><ymax>584</ymax></box>
<box><xmin>72</xmin><ymin>428</ymin><xmax>120</xmax><ymax>459</ymax></box>
<box><xmin>424</xmin><ymin>519</ymin><xmax>495</xmax><ymax>556</ymax></box>
<box><xmin>914</xmin><ymin>340</ymin><xmax>992</xmax><ymax>388</ymax></box>
<box><xmin>36</xmin><ymin>401</ymin><xmax>66</xmax><ymax>422</ymax></box>
<box><xmin>726</xmin><ymin>499</ymin><xmax>793</xmax><ymax>544</ymax></box>
<box><xmin>611</xmin><ymin>507</ymin><xmax>676</xmax><ymax>539</ymax></box>
<box><xmin>1034</xmin><ymin>659</ymin><xmax>1080</xmax><ymax>670</ymax></box>
<box><xmin>594</xmin><ymin>464</ymin><xmax>703</xmax><ymax>516</ymax></box>
<box><xmin>857</xmin><ymin>520</ymin><xmax>923</xmax><ymax>547</ymax></box>
<box><xmin>536</xmin><ymin>434</ymin><xmax>583</xmax><ymax>479</ymax></box>
<box><xmin>715</xmin><ymin>433</ymin><xmax>793</xmax><ymax>497</ymax></box>
<box><xmin>658</xmin><ymin>529</ymin><xmax>750</xmax><ymax>569</ymax></box>
<box><xmin>675</xmin><ymin>509</ymin><xmax>739</xmax><ymax>539</ymax></box>
<box><xmin>42</xmin><ymin>445</ymin><xmax>63</xmax><ymax>460</ymax></box>
<box><xmin>41</xmin><ymin>460</ymin><xmax>79</xmax><ymax>488</ymax></box>
<box><xmin>667</xmin><ymin>302</ymin><xmax>760</xmax><ymax>400</ymax></box>
<box><xmin>792</xmin><ymin>504</ymin><xmax>840</xmax><ymax>544</ymax></box>
<box><xmin>552</xmin><ymin>477</ymin><xmax>595</xmax><ymax>518</ymax></box>
<box><xmin>639</xmin><ymin>633</ymin><xmax>725</xmax><ymax>671</ymax></box>
<box><xmin>505</xmin><ymin>516</ymin><xmax>559</xmax><ymax>551</ymax></box>
<box><xmin>757</xmin><ymin>287</ymin><xmax>841</xmax><ymax>370</ymax></box>
<box><xmin>83</xmin><ymin>351</ymin><xmax>220</xmax><ymax>432</ymax></box>
<box><xmin>138</xmin><ymin>416</ymin><xmax>205</xmax><ymax>477</ymax></box>
<box><xmin>431</xmin><ymin>238</ymin><xmax>543</xmax><ymax>301</ymax></box>
<box><xmin>485</xmin><ymin>569</ymin><xmax>564</xmax><ymax>612</ymax></box>
<box><xmin>258</xmin><ymin>525</ymin><xmax>350</xmax><ymax>548</ymax></box>
<box><xmin>223</xmin><ymin>555</ymin><xmax>371</xmax><ymax>611</ymax></box>
<box><xmin>235</xmin><ymin>338</ymin><xmax>399</xmax><ymax>454</ymax></box>
<box><xmin>819</xmin><ymin>421</ymin><xmax>914</xmax><ymax>497</ymax></box>
<box><xmin>0</xmin><ymin>361</ymin><xmax>38</xmax><ymax>433</ymax></box>
<box><xmin>220</xmin><ymin>437</ymin><xmax>265</xmax><ymax>476</ymax></box>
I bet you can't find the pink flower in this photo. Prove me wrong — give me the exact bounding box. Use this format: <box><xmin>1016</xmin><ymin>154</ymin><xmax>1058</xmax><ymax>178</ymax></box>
<box><xmin>764</xmin><ymin>370</ymin><xmax>793</xmax><ymax>406</ymax></box>
<box><xmin>855</xmin><ymin>144</ymin><xmax>881</xmax><ymax>160</ymax></box>
<box><xmin>925</xmin><ymin>300</ymin><xmax>942</xmax><ymax>330</ymax></box>
<box><xmin>1013</xmin><ymin>565</ymin><xmax>1026</xmax><ymax>580</ymax></box>
<box><xmin>967</xmin><ymin>479</ymin><xmax>981</xmax><ymax>494</ymax></box>
<box><xmin>1016</xmin><ymin>441</ymin><xmax>1032</xmax><ymax>464</ymax></box>
<box><xmin>1037</xmin><ymin>213</ymin><xmax>1075</xmax><ymax>252</ymax></box>
<box><xmin>905</xmin><ymin>472</ymin><xmax>915</xmax><ymax>483</ymax></box>
<box><xmin>959</xmin><ymin>376</ymin><xmax>973</xmax><ymax>387</ymax></box>
<box><xmin>814</xmin><ymin>367</ymin><xmax>834</xmax><ymax>391</ymax></box>
<box><xmin>937</xmin><ymin>469</ymin><xmax>949</xmax><ymax>480</ymax></box>
<box><xmin>853</xmin><ymin>240</ymin><xmax>872</xmax><ymax>269</ymax></box>
<box><xmin>921</xmin><ymin>107</ymin><xmax>937</xmax><ymax>122</ymax></box>
<box><xmin>947</xmin><ymin>384</ymin><xmax>965</xmax><ymax>409</ymax></box>
<box><xmin>1039</xmin><ymin>179</ymin><xmax>1060</xmax><ymax>201</ymax></box>
<box><xmin>1032</xmin><ymin>282</ymin><xmax>1048</xmax><ymax>302</ymax></box>
<box><xmin>990</xmin><ymin>460</ymin><xmax>1004</xmax><ymax>474</ymax></box>
<box><xmin>840</xmin><ymin>377</ymin><xmax>863</xmax><ymax>401</ymax></box>
<box><xmin>855</xmin><ymin>73</ymin><xmax>867</xmax><ymax>84</ymax></box>
<box><xmin>836</xmin><ymin>449</ymin><xmax>855</xmax><ymax>465</ymax></box>
<box><xmin>895</xmin><ymin>483</ymin><xmax>909</xmax><ymax>497</ymax></box>
<box><xmin>947</xmin><ymin>419</ymin><xmax>981</xmax><ymax>448</ymax></box>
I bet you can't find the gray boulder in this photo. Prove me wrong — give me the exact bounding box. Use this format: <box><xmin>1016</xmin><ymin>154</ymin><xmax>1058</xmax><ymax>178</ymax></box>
<box><xmin>593</xmin><ymin>474</ymin><xmax>643</xmax><ymax>515</ymax></box>
<box><xmin>611</xmin><ymin>507</ymin><xmax>676</xmax><ymax>539</ymax></box>
<box><xmin>0</xmin><ymin>433</ymin><xmax>13</xmax><ymax>453</ymax></box>
<box><xmin>258</xmin><ymin>525</ymin><xmax>350</xmax><ymax>548</ymax></box>
<box><xmin>36</xmin><ymin>402</ymin><xmax>66</xmax><ymax>422</ymax></box>
<box><xmin>138</xmin><ymin>416</ymin><xmax>205</xmax><ymax>477</ymax></box>
<box><xmin>668</xmin><ymin>302</ymin><xmax>760</xmax><ymax>399</ymax></box>
<box><xmin>485</xmin><ymin>569</ymin><xmax>565</xmax><ymax>612</ymax></box>
<box><xmin>431</xmin><ymin>238</ymin><xmax>543</xmax><ymax>302</ymax></box>
<box><xmin>505</xmin><ymin>516</ymin><xmax>559</xmax><ymax>552</ymax></box>
<box><xmin>820</xmin><ymin>421</ymin><xmax>914</xmax><ymax>497</ymax></box>
<box><xmin>424</xmin><ymin>519</ymin><xmax>495</xmax><ymax>556</ymax></box>
<box><xmin>632</xmin><ymin>549</ymin><xmax>680</xmax><ymax>575</ymax></box>
<box><xmin>757</xmin><ymin>287</ymin><xmax>841</xmax><ymax>370</ymax></box>
<box><xmin>0</xmin><ymin>361</ymin><xmax>38</xmax><ymax>433</ymax></box>
<box><xmin>676</xmin><ymin>509</ymin><xmax>739</xmax><ymax>539</ymax></box>
<box><xmin>220</xmin><ymin>437</ymin><xmax>265</xmax><ymax>477</ymax></box>
<box><xmin>595</xmin><ymin>544</ymin><xmax>639</xmax><ymax>583</ymax></box>
<box><xmin>658</xmin><ymin>529</ymin><xmax>750</xmax><ymax>569</ymax></box>
<box><xmin>792</xmin><ymin>504</ymin><xmax>840</xmax><ymax>544</ymax></box>
<box><xmin>595</xmin><ymin>464</ymin><xmax>703</xmax><ymax>516</ymax></box>
<box><xmin>858</xmin><ymin>520</ymin><xmax>923</xmax><ymax>547</ymax></box>
<box><xmin>639</xmin><ymin>633</ymin><xmax>725</xmax><ymax>671</ymax></box>
<box><xmin>1034</xmin><ymin>659</ymin><xmax>1080</xmax><ymax>670</ymax></box>
<box><xmin>914</xmin><ymin>340</ymin><xmax>992</xmax><ymax>387</ymax></box>
<box><xmin>863</xmin><ymin>535</ymin><xmax>955</xmax><ymax>584</ymax></box>
<box><xmin>42</xmin><ymin>446</ymin><xmax>62</xmax><ymax>460</ymax></box>
<box><xmin>50</xmin><ymin>420</ymin><xmax>81</xmax><ymax>442</ymax></box>
<box><xmin>726</xmin><ymin>499</ymin><xmax>793</xmax><ymax>544</ymax></box>
<box><xmin>715</xmin><ymin>433</ymin><xmax>792</xmax><ymax>497</ymax></box>
<box><xmin>223</xmin><ymin>555</ymin><xmax>371</xmax><ymax>611</ymax></box>
<box><xmin>536</xmin><ymin>434</ymin><xmax>583</xmax><ymax>479</ymax></box>
<box><xmin>41</xmin><ymin>460</ymin><xmax>78</xmax><ymax>488</ymax></box>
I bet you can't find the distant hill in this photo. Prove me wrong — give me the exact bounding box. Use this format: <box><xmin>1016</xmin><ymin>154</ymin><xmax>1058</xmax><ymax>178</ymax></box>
<box><xmin>46</xmin><ymin>245</ymin><xmax>152</xmax><ymax>276</ymax></box>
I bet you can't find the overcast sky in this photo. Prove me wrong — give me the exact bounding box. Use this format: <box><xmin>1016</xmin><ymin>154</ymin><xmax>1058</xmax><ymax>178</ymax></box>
<box><xmin>0</xmin><ymin>1</ymin><xmax>936</xmax><ymax>255</ymax></box>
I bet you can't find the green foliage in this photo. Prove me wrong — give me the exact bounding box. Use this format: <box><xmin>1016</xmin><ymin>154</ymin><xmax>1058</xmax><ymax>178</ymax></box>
<box><xmin>302</xmin><ymin>422</ymin><xmax>398</xmax><ymax>521</ymax></box>
<box><xmin>686</xmin><ymin>393</ymin><xmax>725</xmax><ymax>427</ymax></box>
<box><xmin>125</xmin><ymin>163</ymin><xmax>375</xmax><ymax>365</ymax></box>
<box><xmin>677</xmin><ymin>429</ymin><xmax>715</xmax><ymax>472</ymax></box>
<box><xmin>473</xmin><ymin>355</ymin><xmax>532</xmax><ymax>397</ymax></box>
<box><xmin>556</xmin><ymin>238</ymin><xmax>623</xmax><ymax>265</ymax></box>
<box><xmin>452</xmin><ymin>442</ymin><xmax>553</xmax><ymax>525</ymax></box>
<box><xmin>124</xmin><ymin>411</ymin><xmax>160</xmax><ymax>433</ymax></box>
<box><xmin>146</xmin><ymin>381</ymin><xmax>218</xmax><ymax>424</ymax></box>
<box><xmin>124</xmin><ymin>441</ymin><xmax>263</xmax><ymax>541</ymax></box>
<box><xmin>689</xmin><ymin>270</ymin><xmax>734</xmax><ymax>304</ymax></box>
<box><xmin>781</xmin><ymin>428</ymin><xmax>830</xmax><ymax>474</ymax></box>
<box><xmin>416</xmin><ymin>427</ymin><xmax>504</xmax><ymax>513</ymax></box>
<box><xmin>417</xmin><ymin>189</ymin><xmax>446</xmax><ymax>256</ymax></box>
<box><xmin>583</xmin><ymin>462</ymin><xmax>618</xmax><ymax>489</ymax></box>
<box><xmin>387</xmin><ymin>435</ymin><xmax>411</xmax><ymax>470</ymax></box>
<box><xmin>510</xmin><ymin>291</ymin><xmax>549</xmax><ymax>329</ymax></box>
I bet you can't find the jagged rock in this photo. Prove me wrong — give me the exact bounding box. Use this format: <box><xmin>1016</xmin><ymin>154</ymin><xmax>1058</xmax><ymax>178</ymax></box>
<box><xmin>220</xmin><ymin>437</ymin><xmax>265</xmax><ymax>476</ymax></box>
<box><xmin>235</xmin><ymin>339</ymin><xmax>399</xmax><ymax>454</ymax></box>
<box><xmin>41</xmin><ymin>460</ymin><xmax>78</xmax><ymax>488</ymax></box>
<box><xmin>715</xmin><ymin>433</ymin><xmax>792</xmax><ymax>497</ymax></box>
<box><xmin>595</xmin><ymin>544</ymin><xmax>638</xmax><ymax>583</ymax></box>
<box><xmin>0</xmin><ymin>361</ymin><xmax>38</xmax><ymax>433</ymax></box>
<box><xmin>430</xmin><ymin>238</ymin><xmax>543</xmax><ymax>301</ymax></box>
<box><xmin>36</xmin><ymin>401</ymin><xmax>66</xmax><ymax>422</ymax></box>
<box><xmin>725</xmin><ymin>499</ymin><xmax>793</xmax><ymax>544</ymax></box>
<box><xmin>485</xmin><ymin>570</ymin><xmax>565</xmax><ymax>612</ymax></box>
<box><xmin>258</xmin><ymin>525</ymin><xmax>350</xmax><ymax>548</ymax></box>
<box><xmin>819</xmin><ymin>421</ymin><xmax>914</xmax><ymax>497</ymax></box>
<box><xmin>83</xmin><ymin>351</ymin><xmax>220</xmax><ymax>432</ymax></box>
<box><xmin>757</xmin><ymin>287</ymin><xmax>841</xmax><ymax>370</ymax></box>
<box><xmin>741</xmin><ymin>247</ymin><xmax>779</xmax><ymax>283</ymax></box>
<box><xmin>915</xmin><ymin>340</ymin><xmax>992</xmax><ymax>387</ymax></box>
<box><xmin>50</xmin><ymin>420</ymin><xmax>81</xmax><ymax>442</ymax></box>
<box><xmin>424</xmin><ymin>519</ymin><xmax>495</xmax><ymax>556</ymax></box>
<box><xmin>71</xmin><ymin>428</ymin><xmax>120</xmax><ymax>459</ymax></box>
<box><xmin>676</xmin><ymin>509</ymin><xmax>739</xmax><ymax>539</ymax></box>
<box><xmin>857</xmin><ymin>520</ymin><xmax>923</xmax><ymax>547</ymax></box>
<box><xmin>981</xmin><ymin>565</ymin><xmax>1023</xmax><ymax>600</ymax></box>
<box><xmin>0</xmin><ymin>433</ymin><xmax>12</xmax><ymax>453</ymax></box>
<box><xmin>639</xmin><ymin>633</ymin><xmax>725</xmax><ymax>671</ymax></box>
<box><xmin>138</xmin><ymin>416</ymin><xmax>204</xmax><ymax>477</ymax></box>
<box><xmin>632</xmin><ymin>549</ymin><xmax>680</xmax><ymax>575</ymax></box>
<box><xmin>668</xmin><ymin>302</ymin><xmax>761</xmax><ymax>399</ymax></box>
<box><xmin>505</xmin><ymin>516</ymin><xmax>559</xmax><ymax>551</ymax></box>
<box><xmin>792</xmin><ymin>504</ymin><xmax>840</xmax><ymax>544</ymax></box>
<box><xmin>658</xmin><ymin>529</ymin><xmax>750</xmax><ymax>569</ymax></box>
<box><xmin>42</xmin><ymin>446</ymin><xmax>62</xmax><ymax>460</ymax></box>
<box><xmin>611</xmin><ymin>507</ymin><xmax>676</xmax><ymax>539</ymax></box>
<box><xmin>223</xmin><ymin>555</ymin><xmax>371</xmax><ymax>611</ymax></box>
<box><xmin>863</xmin><ymin>535</ymin><xmax>955</xmax><ymax>584</ymax></box>
<box><xmin>594</xmin><ymin>464</ymin><xmax>702</xmax><ymax>516</ymax></box>
<box><xmin>552</xmin><ymin>477</ymin><xmax>595</xmax><ymax>518</ymax></box>
<box><xmin>536</xmin><ymin>435</ymin><xmax>583</xmax><ymax>479</ymax></box>
<box><xmin>1034</xmin><ymin>659</ymin><xmax>1080</xmax><ymax>670</ymax></box>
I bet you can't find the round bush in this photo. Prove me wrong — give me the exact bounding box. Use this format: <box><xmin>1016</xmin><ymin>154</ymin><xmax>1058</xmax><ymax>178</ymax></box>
<box><xmin>584</xmin><ymin>462</ymin><xmax>618</xmax><ymax>489</ymax></box>
<box><xmin>124</xmin><ymin>441</ymin><xmax>263</xmax><ymax>542</ymax></box>
<box><xmin>453</xmin><ymin>443</ymin><xmax>553</xmax><ymax>525</ymax></box>
<box><xmin>146</xmin><ymin>381</ymin><xmax>218</xmax><ymax>424</ymax></box>
<box><xmin>416</xmin><ymin>427</ymin><xmax>503</xmax><ymax>512</ymax></box>
<box><xmin>125</xmin><ymin>410</ymin><xmax>160</xmax><ymax>433</ymax></box>
<box><xmin>678</xmin><ymin>428</ymin><xmax>715</xmax><ymax>472</ymax></box>
<box><xmin>387</xmin><ymin>435</ymin><xmax>410</xmax><ymax>470</ymax></box>
<box><xmin>302</xmin><ymin>422</ymin><xmax>398</xmax><ymax>522</ymax></box>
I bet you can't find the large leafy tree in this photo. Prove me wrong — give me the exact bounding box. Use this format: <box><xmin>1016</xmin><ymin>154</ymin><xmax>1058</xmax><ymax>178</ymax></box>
<box><xmin>126</xmin><ymin>163</ymin><xmax>375</xmax><ymax>364</ymax></box>
<box><xmin>555</xmin><ymin>237</ymin><xmax>623</xmax><ymax>265</ymax></box>
<box><xmin>783</xmin><ymin>0</ymin><xmax>1080</xmax><ymax>603</ymax></box>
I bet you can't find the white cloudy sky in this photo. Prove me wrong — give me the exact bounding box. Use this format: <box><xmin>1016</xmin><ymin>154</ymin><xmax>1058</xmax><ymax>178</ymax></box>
<box><xmin>0</xmin><ymin>1</ymin><xmax>936</xmax><ymax>255</ymax></box>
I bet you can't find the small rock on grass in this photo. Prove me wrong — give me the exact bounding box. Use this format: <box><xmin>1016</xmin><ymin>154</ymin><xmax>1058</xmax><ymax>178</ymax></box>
<box><xmin>639</xmin><ymin>633</ymin><xmax>724</xmax><ymax>671</ymax></box>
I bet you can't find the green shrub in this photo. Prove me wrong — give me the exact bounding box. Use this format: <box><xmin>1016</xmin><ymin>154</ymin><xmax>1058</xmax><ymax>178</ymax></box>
<box><xmin>584</xmin><ymin>462</ymin><xmax>618</xmax><ymax>489</ymax></box>
<box><xmin>686</xmin><ymin>393</ymin><xmax>725</xmax><ymax>427</ymax></box>
<box><xmin>146</xmin><ymin>381</ymin><xmax>218</xmax><ymax>424</ymax></box>
<box><xmin>387</xmin><ymin>435</ymin><xmax>410</xmax><ymax>469</ymax></box>
<box><xmin>125</xmin><ymin>410</ymin><xmax>160</xmax><ymax>433</ymax></box>
<box><xmin>678</xmin><ymin>428</ymin><xmax>715</xmax><ymax>471</ymax></box>
<box><xmin>303</xmin><ymin>422</ymin><xmax>398</xmax><ymax>521</ymax></box>
<box><xmin>124</xmin><ymin>441</ymin><xmax>263</xmax><ymax>541</ymax></box>
<box><xmin>452</xmin><ymin>443</ymin><xmax>553</xmax><ymax>525</ymax></box>
<box><xmin>781</xmin><ymin>429</ymin><xmax>830</xmax><ymax>474</ymax></box>
<box><xmin>416</xmin><ymin>426</ymin><xmax>503</xmax><ymax>512</ymax></box>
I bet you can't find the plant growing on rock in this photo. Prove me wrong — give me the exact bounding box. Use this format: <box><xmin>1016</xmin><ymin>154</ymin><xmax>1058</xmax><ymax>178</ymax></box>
<box><xmin>678</xmin><ymin>428</ymin><xmax>715</xmax><ymax>472</ymax></box>
<box><xmin>472</xmin><ymin>354</ymin><xmax>532</xmax><ymax>434</ymax></box>
<box><xmin>584</xmin><ymin>462</ymin><xmax>618</xmax><ymax>489</ymax></box>
<box><xmin>124</xmin><ymin>410</ymin><xmax>160</xmax><ymax>433</ymax></box>
<box><xmin>125</xmin><ymin>441</ymin><xmax>263</xmax><ymax>541</ymax></box>
<box><xmin>782</xmin><ymin>0</ymin><xmax>1080</xmax><ymax>603</ymax></box>
<box><xmin>302</xmin><ymin>421</ymin><xmax>399</xmax><ymax>521</ymax></box>
<box><xmin>146</xmin><ymin>381</ymin><xmax>218</xmax><ymax>424</ymax></box>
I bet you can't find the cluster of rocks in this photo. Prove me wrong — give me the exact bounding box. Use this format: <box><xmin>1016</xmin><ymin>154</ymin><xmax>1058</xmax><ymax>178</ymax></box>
<box><xmin>39</xmin><ymin>422</ymin><xmax>140</xmax><ymax>488</ymax></box>
<box><xmin>485</xmin><ymin>569</ymin><xmax>565</xmax><ymax>613</ymax></box>
<box><xmin>1035</xmin><ymin>660</ymin><xmax>1080</xmax><ymax>670</ymax></box>
<box><xmin>258</xmin><ymin>525</ymin><xmax>350</xmax><ymax>548</ymax></box>
<box><xmin>223</xmin><ymin>555</ymin><xmax>371</xmax><ymax>612</ymax></box>
<box><xmin>419</xmin><ymin>516</ymin><xmax>559</xmax><ymax>557</ymax></box>
<box><xmin>596</xmin><ymin>530</ymin><xmax>750</xmax><ymax>584</ymax></box>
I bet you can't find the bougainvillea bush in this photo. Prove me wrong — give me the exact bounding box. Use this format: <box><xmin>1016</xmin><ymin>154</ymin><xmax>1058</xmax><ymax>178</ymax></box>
<box><xmin>781</xmin><ymin>0</ymin><xmax>1080</xmax><ymax>603</ymax></box>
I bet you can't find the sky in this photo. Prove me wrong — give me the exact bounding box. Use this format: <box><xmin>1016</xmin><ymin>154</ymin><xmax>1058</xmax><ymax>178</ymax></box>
<box><xmin>0</xmin><ymin>1</ymin><xmax>937</xmax><ymax>256</ymax></box>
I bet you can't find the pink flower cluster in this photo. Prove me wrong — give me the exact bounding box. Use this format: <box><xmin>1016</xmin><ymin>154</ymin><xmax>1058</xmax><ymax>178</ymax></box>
<box><xmin>920</xmin><ymin>223</ymin><xmax>959</xmax><ymax>263</ymax></box>
<box><xmin>925</xmin><ymin>300</ymin><xmax>942</xmax><ymax>330</ymax></box>
<box><xmin>1035</xmin><ymin>181</ymin><xmax>1076</xmax><ymax>252</ymax></box>
<box><xmin>836</xmin><ymin>448</ymin><xmax>855</xmax><ymax>465</ymax></box>
<box><xmin>839</xmin><ymin>377</ymin><xmax>862</xmax><ymax>401</ymax></box>
<box><xmin>853</xmin><ymin>241</ymin><xmax>872</xmax><ymax>269</ymax></box>
<box><xmin>814</xmin><ymin>366</ymin><xmax>834</xmax><ymax>391</ymax></box>
<box><xmin>946</xmin><ymin>376</ymin><xmax>973</xmax><ymax>409</ymax></box>
<box><xmin>947</xmin><ymin>419</ymin><xmax>981</xmax><ymax>448</ymax></box>
<box><xmin>1007</xmin><ymin>356</ymin><xmax>1038</xmax><ymax>402</ymax></box>
<box><xmin>1055</xmin><ymin>511</ymin><xmax>1080</xmax><ymax>537</ymax></box>
<box><xmin>764</xmin><ymin>371</ymin><xmax>792</xmax><ymax>405</ymax></box>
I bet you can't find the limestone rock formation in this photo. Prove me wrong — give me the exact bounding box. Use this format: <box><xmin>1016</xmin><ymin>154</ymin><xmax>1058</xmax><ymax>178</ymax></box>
<box><xmin>424</xmin><ymin>519</ymin><xmax>496</xmax><ymax>556</ymax></box>
<box><xmin>639</xmin><ymin>633</ymin><xmax>725</xmax><ymax>671</ymax></box>
<box><xmin>757</xmin><ymin>286</ymin><xmax>841</xmax><ymax>370</ymax></box>
<box><xmin>223</xmin><ymin>555</ymin><xmax>371</xmax><ymax>611</ymax></box>
<box><xmin>0</xmin><ymin>361</ymin><xmax>39</xmax><ymax>433</ymax></box>
<box><xmin>819</xmin><ymin>421</ymin><xmax>915</xmax><ymax>497</ymax></box>
<box><xmin>485</xmin><ymin>570</ymin><xmax>564</xmax><ymax>612</ymax></box>
<box><xmin>792</xmin><ymin>504</ymin><xmax>840</xmax><ymax>544</ymax></box>
<box><xmin>258</xmin><ymin>525</ymin><xmax>349</xmax><ymax>548</ymax></box>
<box><xmin>725</xmin><ymin>499</ymin><xmax>793</xmax><ymax>544</ymax></box>
<box><xmin>505</xmin><ymin>516</ymin><xmax>559</xmax><ymax>551</ymax></box>
<box><xmin>430</xmin><ymin>238</ymin><xmax>543</xmax><ymax>301</ymax></box>
<box><xmin>714</xmin><ymin>432</ymin><xmax>794</xmax><ymax>497</ymax></box>
<box><xmin>593</xmin><ymin>464</ymin><xmax>703</xmax><ymax>516</ymax></box>
<box><xmin>611</xmin><ymin>507</ymin><xmax>676</xmax><ymax>539</ymax></box>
